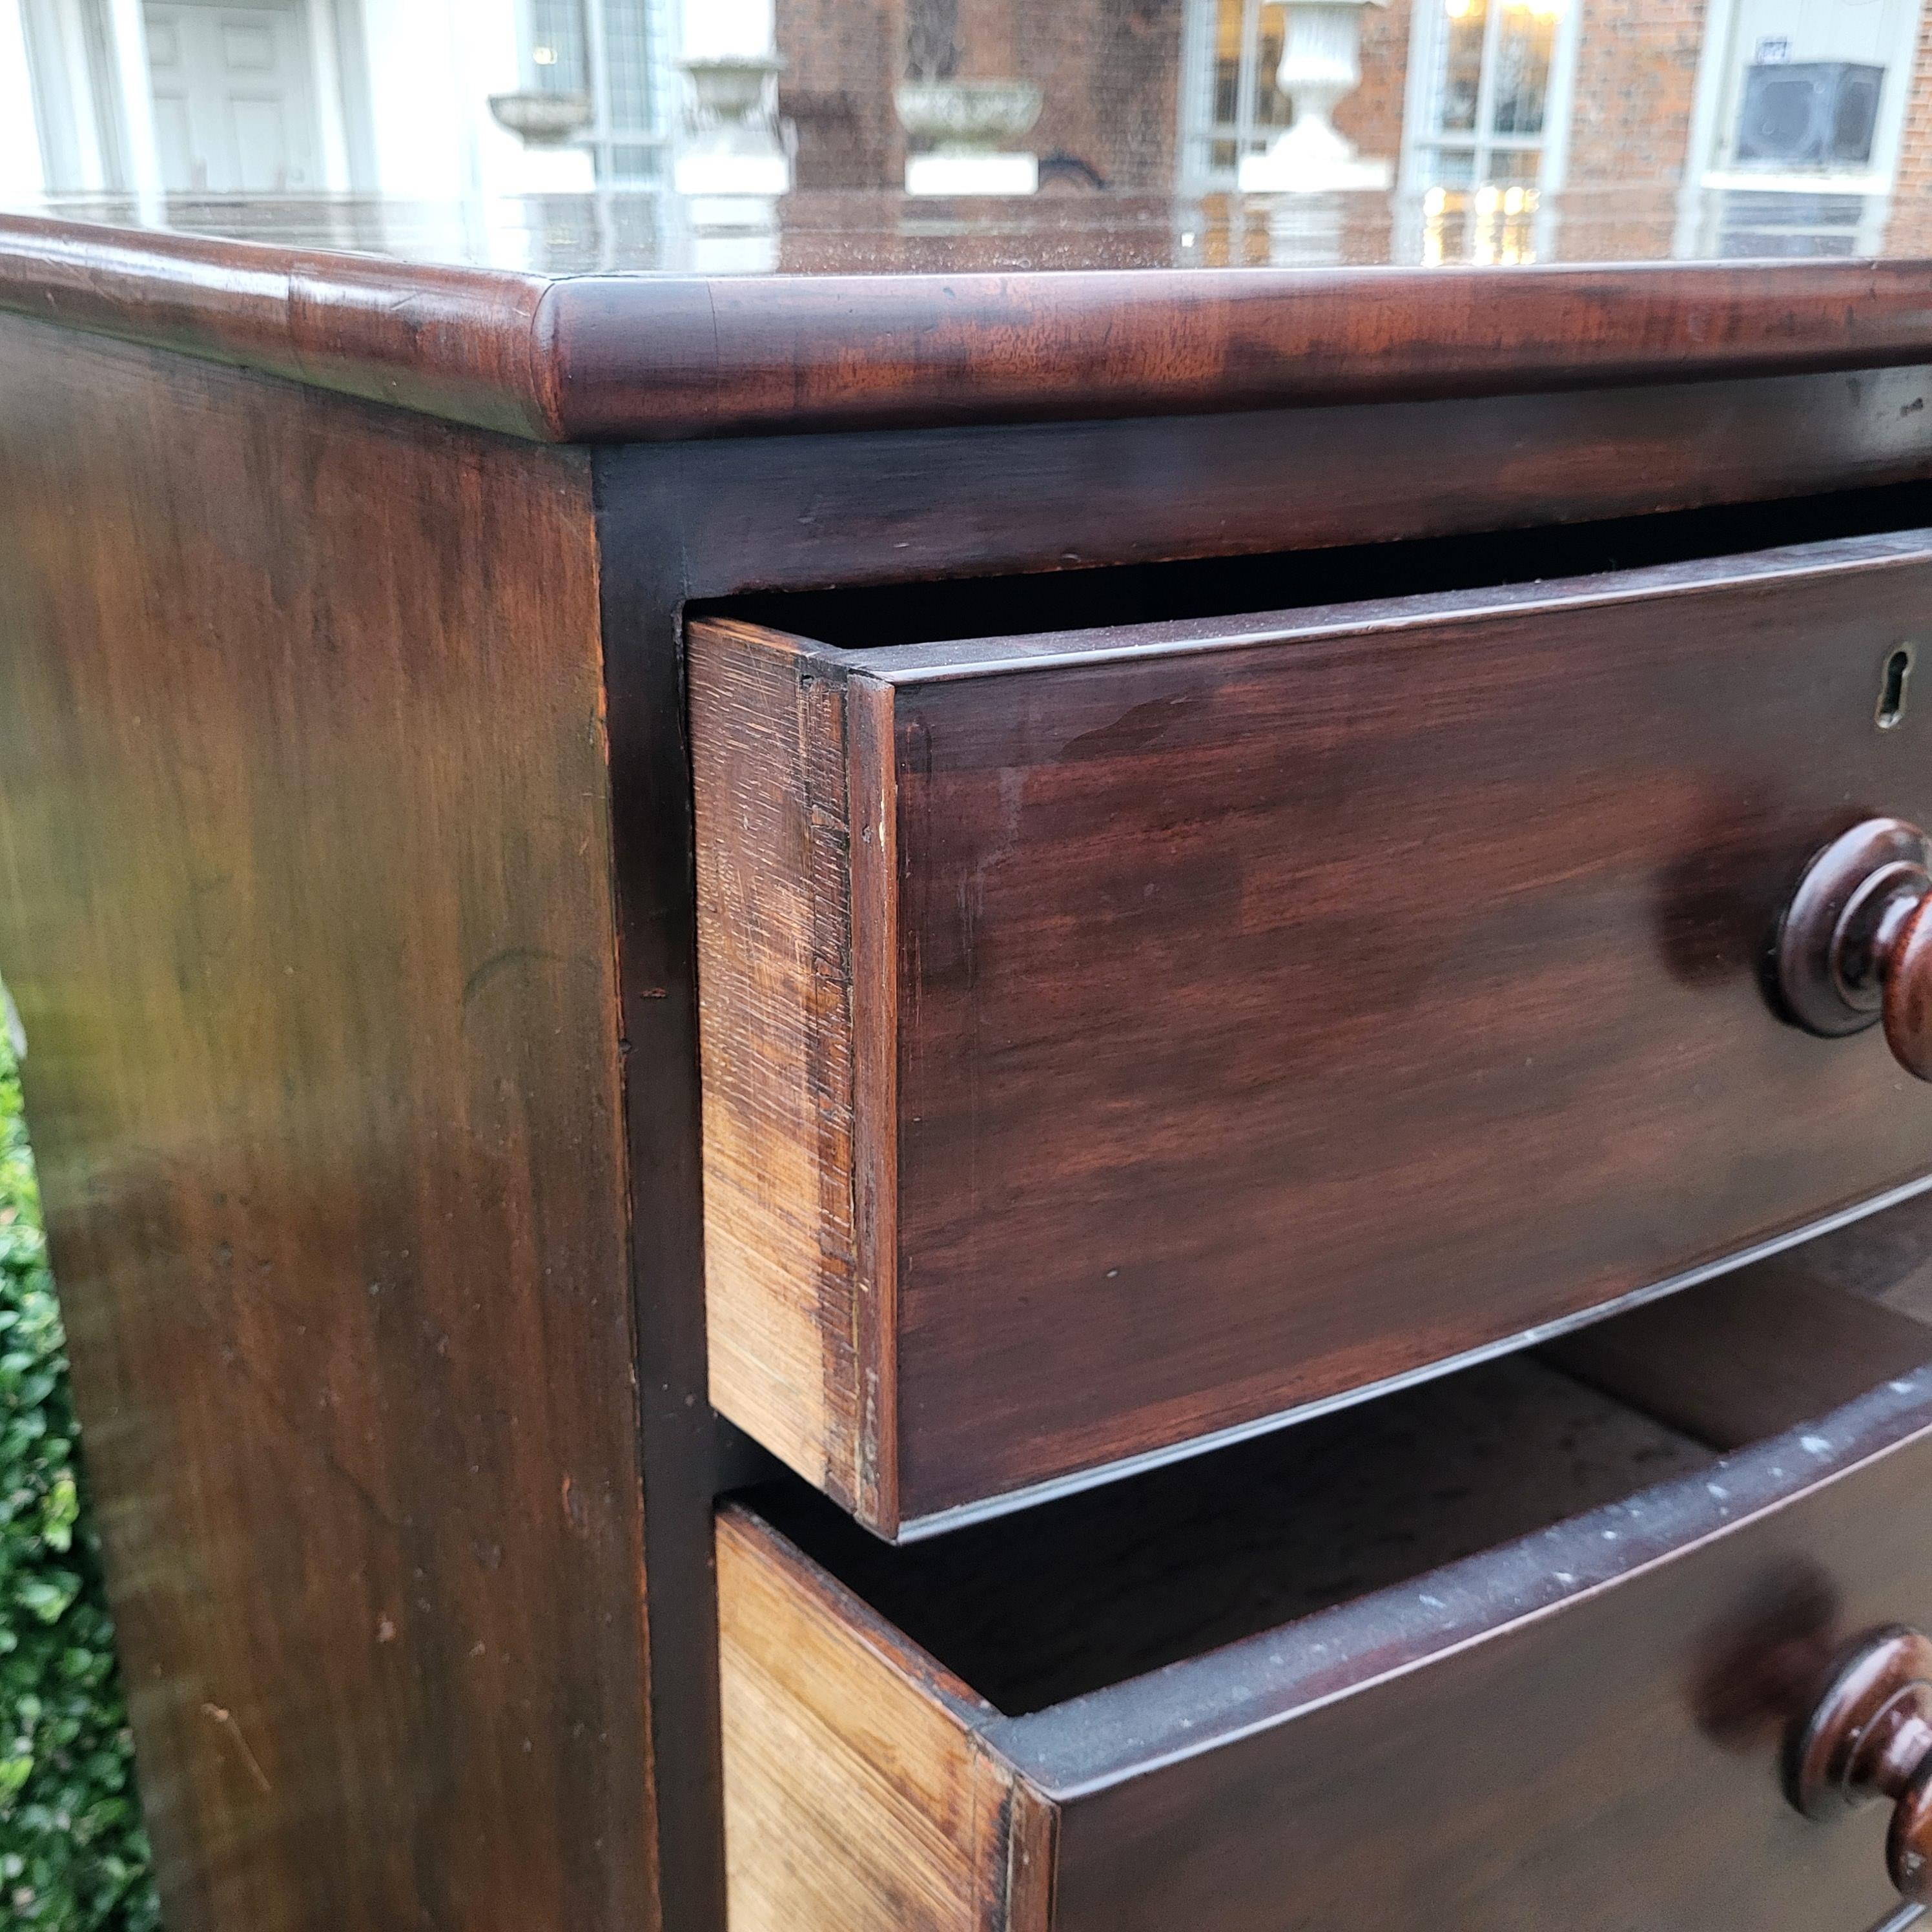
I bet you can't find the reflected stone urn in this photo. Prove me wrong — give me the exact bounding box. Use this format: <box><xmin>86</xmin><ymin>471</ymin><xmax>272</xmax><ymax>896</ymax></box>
<box><xmin>1238</xmin><ymin>0</ymin><xmax>1392</xmax><ymax>192</ymax></box>
<box><xmin>894</xmin><ymin>78</ymin><xmax>1043</xmax><ymax>152</ymax></box>
<box><xmin>675</xmin><ymin>52</ymin><xmax>789</xmax><ymax>200</ymax></box>
<box><xmin>487</xmin><ymin>91</ymin><xmax>593</xmax><ymax>148</ymax></box>
<box><xmin>683</xmin><ymin>53</ymin><xmax>786</xmax><ymax>127</ymax></box>
<box><xmin>895</xmin><ymin>78</ymin><xmax>1044</xmax><ymax>196</ymax></box>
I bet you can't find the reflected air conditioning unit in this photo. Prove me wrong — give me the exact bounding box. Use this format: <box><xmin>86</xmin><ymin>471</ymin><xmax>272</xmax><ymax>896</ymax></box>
<box><xmin>1735</xmin><ymin>62</ymin><xmax>1884</xmax><ymax>168</ymax></box>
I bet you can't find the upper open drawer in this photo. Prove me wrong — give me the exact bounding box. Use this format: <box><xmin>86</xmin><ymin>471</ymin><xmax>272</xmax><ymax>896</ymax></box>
<box><xmin>691</xmin><ymin>522</ymin><xmax>1932</xmax><ymax>1539</ymax></box>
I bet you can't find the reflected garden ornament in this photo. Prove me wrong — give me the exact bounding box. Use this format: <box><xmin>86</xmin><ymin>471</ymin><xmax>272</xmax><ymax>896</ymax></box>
<box><xmin>486</xmin><ymin>92</ymin><xmax>593</xmax><ymax>147</ymax></box>
<box><xmin>1238</xmin><ymin>0</ymin><xmax>1393</xmax><ymax>192</ymax></box>
<box><xmin>896</xmin><ymin>79</ymin><xmax>1045</xmax><ymax>196</ymax></box>
<box><xmin>675</xmin><ymin>53</ymin><xmax>790</xmax><ymax>198</ymax></box>
<box><xmin>484</xmin><ymin>90</ymin><xmax>597</xmax><ymax>195</ymax></box>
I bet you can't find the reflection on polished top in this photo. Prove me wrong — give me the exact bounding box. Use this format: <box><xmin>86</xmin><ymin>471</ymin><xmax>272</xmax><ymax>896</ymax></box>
<box><xmin>12</xmin><ymin>0</ymin><xmax>1932</xmax><ymax>449</ymax></box>
<box><xmin>11</xmin><ymin>182</ymin><xmax>1932</xmax><ymax>276</ymax></box>
<box><xmin>10</xmin><ymin>0</ymin><xmax>1932</xmax><ymax>278</ymax></box>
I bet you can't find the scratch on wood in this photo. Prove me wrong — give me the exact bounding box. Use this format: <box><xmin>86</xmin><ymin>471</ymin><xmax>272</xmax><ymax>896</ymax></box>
<box><xmin>202</xmin><ymin>1701</ymin><xmax>272</xmax><ymax>1793</ymax></box>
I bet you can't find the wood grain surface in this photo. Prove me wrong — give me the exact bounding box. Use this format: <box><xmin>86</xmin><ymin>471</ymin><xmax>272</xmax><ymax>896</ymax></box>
<box><xmin>641</xmin><ymin>367</ymin><xmax>1932</xmax><ymax>600</ymax></box>
<box><xmin>716</xmin><ymin>1508</ymin><xmax>1031</xmax><ymax>1932</ymax></box>
<box><xmin>690</xmin><ymin>625</ymin><xmax>904</xmax><ymax>1525</ymax></box>
<box><xmin>12</xmin><ymin>213</ymin><xmax>1932</xmax><ymax>443</ymax></box>
<box><xmin>551</xmin><ymin>259</ymin><xmax>1932</xmax><ymax>442</ymax></box>
<box><xmin>1029</xmin><ymin>1377</ymin><xmax>1932</xmax><ymax>1932</ymax></box>
<box><xmin>1548</xmin><ymin>1259</ymin><xmax>1932</xmax><ymax>1448</ymax></box>
<box><xmin>0</xmin><ymin>213</ymin><xmax>558</xmax><ymax>439</ymax></box>
<box><xmin>694</xmin><ymin>531</ymin><xmax>1932</xmax><ymax>1533</ymax></box>
<box><xmin>0</xmin><ymin>313</ymin><xmax>659</xmax><ymax>1931</ymax></box>
<box><xmin>740</xmin><ymin>1353</ymin><xmax>1711</xmax><ymax>1717</ymax></box>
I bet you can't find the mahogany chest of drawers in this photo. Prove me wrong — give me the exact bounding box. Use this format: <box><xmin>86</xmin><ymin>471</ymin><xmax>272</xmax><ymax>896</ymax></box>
<box><xmin>10</xmin><ymin>208</ymin><xmax>1932</xmax><ymax>1932</ymax></box>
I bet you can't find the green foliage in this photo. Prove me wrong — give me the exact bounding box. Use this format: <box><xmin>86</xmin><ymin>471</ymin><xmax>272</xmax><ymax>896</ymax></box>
<box><xmin>0</xmin><ymin>1025</ymin><xmax>159</xmax><ymax>1930</ymax></box>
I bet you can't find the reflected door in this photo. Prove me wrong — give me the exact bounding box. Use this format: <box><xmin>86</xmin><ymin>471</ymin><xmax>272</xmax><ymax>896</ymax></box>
<box><xmin>144</xmin><ymin>0</ymin><xmax>321</xmax><ymax>193</ymax></box>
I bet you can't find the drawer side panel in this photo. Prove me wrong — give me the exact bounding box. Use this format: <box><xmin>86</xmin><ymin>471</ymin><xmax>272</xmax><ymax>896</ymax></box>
<box><xmin>716</xmin><ymin>1508</ymin><xmax>1021</xmax><ymax>1932</ymax></box>
<box><xmin>692</xmin><ymin>623</ymin><xmax>865</xmax><ymax>1505</ymax></box>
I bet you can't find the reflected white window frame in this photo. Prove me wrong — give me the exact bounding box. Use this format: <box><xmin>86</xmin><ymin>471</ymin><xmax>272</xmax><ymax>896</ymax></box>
<box><xmin>1177</xmin><ymin>0</ymin><xmax>1293</xmax><ymax>192</ymax></box>
<box><xmin>1676</xmin><ymin>0</ymin><xmax>1922</xmax><ymax>256</ymax></box>
<box><xmin>1677</xmin><ymin>0</ymin><xmax>1917</xmax><ymax>205</ymax></box>
<box><xmin>520</xmin><ymin>0</ymin><xmax>676</xmax><ymax>185</ymax></box>
<box><xmin>21</xmin><ymin>0</ymin><xmax>136</xmax><ymax>192</ymax></box>
<box><xmin>1396</xmin><ymin>0</ymin><xmax>1582</xmax><ymax>198</ymax></box>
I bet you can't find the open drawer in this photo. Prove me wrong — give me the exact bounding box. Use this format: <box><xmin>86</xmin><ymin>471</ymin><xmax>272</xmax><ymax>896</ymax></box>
<box><xmin>719</xmin><ymin>1197</ymin><xmax>1932</xmax><ymax>1931</ymax></box>
<box><xmin>692</xmin><ymin>515</ymin><xmax>1932</xmax><ymax>1537</ymax></box>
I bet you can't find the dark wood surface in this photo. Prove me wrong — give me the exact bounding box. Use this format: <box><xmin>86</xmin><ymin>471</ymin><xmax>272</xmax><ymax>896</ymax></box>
<box><xmin>12</xmin><ymin>214</ymin><xmax>1932</xmax><ymax>444</ymax></box>
<box><xmin>32</xmin><ymin>186</ymin><xmax>1932</xmax><ymax>276</ymax></box>
<box><xmin>694</xmin><ymin>529</ymin><xmax>1932</xmax><ymax>1533</ymax></box>
<box><xmin>0</xmin><ymin>313</ymin><xmax>663</xmax><ymax>1931</ymax></box>
<box><xmin>722</xmin><ymin>1339</ymin><xmax>1932</xmax><ymax>1930</ymax></box>
<box><xmin>591</xmin><ymin>435</ymin><xmax>736</xmax><ymax>1932</ymax></box>
<box><xmin>624</xmin><ymin>366</ymin><xmax>1932</xmax><ymax>597</ymax></box>
<box><xmin>1028</xmin><ymin>1372</ymin><xmax>1932</xmax><ymax>1931</ymax></box>
<box><xmin>741</xmin><ymin>1353</ymin><xmax>1711</xmax><ymax>1717</ymax></box>
<box><xmin>551</xmin><ymin>259</ymin><xmax>1932</xmax><ymax>442</ymax></box>
<box><xmin>0</xmin><ymin>214</ymin><xmax>559</xmax><ymax>439</ymax></box>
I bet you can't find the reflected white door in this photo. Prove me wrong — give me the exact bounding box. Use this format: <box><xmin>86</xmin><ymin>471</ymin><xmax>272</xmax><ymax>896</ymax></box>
<box><xmin>144</xmin><ymin>0</ymin><xmax>321</xmax><ymax>192</ymax></box>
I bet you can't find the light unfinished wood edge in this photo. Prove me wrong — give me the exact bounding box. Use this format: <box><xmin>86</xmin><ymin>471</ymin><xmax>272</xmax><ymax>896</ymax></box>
<box><xmin>846</xmin><ymin>672</ymin><xmax>901</xmax><ymax>1531</ymax></box>
<box><xmin>690</xmin><ymin>616</ymin><xmax>899</xmax><ymax>1528</ymax></box>
<box><xmin>717</xmin><ymin>1505</ymin><xmax>1056</xmax><ymax>1932</ymax></box>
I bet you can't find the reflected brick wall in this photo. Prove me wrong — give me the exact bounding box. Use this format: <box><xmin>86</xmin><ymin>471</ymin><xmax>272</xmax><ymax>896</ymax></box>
<box><xmin>1894</xmin><ymin>4</ymin><xmax>1932</xmax><ymax>206</ymax></box>
<box><xmin>1020</xmin><ymin>0</ymin><xmax>1185</xmax><ymax>190</ymax></box>
<box><xmin>1565</xmin><ymin>0</ymin><xmax>1707</xmax><ymax>185</ymax></box>
<box><xmin>778</xmin><ymin>0</ymin><xmax>907</xmax><ymax>188</ymax></box>
<box><xmin>774</xmin><ymin>0</ymin><xmax>1931</xmax><ymax>216</ymax></box>
<box><xmin>782</xmin><ymin>0</ymin><xmax>1184</xmax><ymax>192</ymax></box>
<box><xmin>1337</xmin><ymin>0</ymin><xmax>1415</xmax><ymax>172</ymax></box>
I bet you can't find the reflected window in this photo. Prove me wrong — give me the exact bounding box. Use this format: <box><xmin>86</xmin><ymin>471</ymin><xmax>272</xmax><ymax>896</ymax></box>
<box><xmin>526</xmin><ymin>0</ymin><xmax>672</xmax><ymax>184</ymax></box>
<box><xmin>1404</xmin><ymin>0</ymin><xmax>1575</xmax><ymax>194</ymax></box>
<box><xmin>1675</xmin><ymin>0</ymin><xmax>1921</xmax><ymax>259</ymax></box>
<box><xmin>1180</xmin><ymin>0</ymin><xmax>1294</xmax><ymax>187</ymax></box>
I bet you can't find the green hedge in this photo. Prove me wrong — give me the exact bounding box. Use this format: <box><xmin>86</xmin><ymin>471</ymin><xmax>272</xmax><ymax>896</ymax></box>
<box><xmin>0</xmin><ymin>1025</ymin><xmax>159</xmax><ymax>1930</ymax></box>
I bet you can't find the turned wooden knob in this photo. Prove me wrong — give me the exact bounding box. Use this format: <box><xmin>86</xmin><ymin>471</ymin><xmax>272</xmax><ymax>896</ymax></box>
<box><xmin>1787</xmin><ymin>1627</ymin><xmax>1932</xmax><ymax>1900</ymax></box>
<box><xmin>1777</xmin><ymin>817</ymin><xmax>1932</xmax><ymax>1080</ymax></box>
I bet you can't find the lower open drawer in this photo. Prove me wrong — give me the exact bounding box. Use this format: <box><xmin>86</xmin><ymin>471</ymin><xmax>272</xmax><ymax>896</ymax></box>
<box><xmin>719</xmin><ymin>1198</ymin><xmax>1932</xmax><ymax>1931</ymax></box>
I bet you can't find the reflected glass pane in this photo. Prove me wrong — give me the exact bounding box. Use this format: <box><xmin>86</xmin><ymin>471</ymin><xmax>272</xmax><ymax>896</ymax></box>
<box><xmin>1482</xmin><ymin>147</ymin><xmax>1541</xmax><ymax>184</ymax></box>
<box><xmin>1491</xmin><ymin>1</ymin><xmax>1557</xmax><ymax>136</ymax></box>
<box><xmin>1435</xmin><ymin>0</ymin><xmax>1488</xmax><ymax>134</ymax></box>
<box><xmin>604</xmin><ymin>0</ymin><xmax>659</xmax><ymax>135</ymax></box>
<box><xmin>530</xmin><ymin>0</ymin><xmax>589</xmax><ymax>95</ymax></box>
<box><xmin>1421</xmin><ymin>143</ymin><xmax>1479</xmax><ymax>187</ymax></box>
<box><xmin>1212</xmin><ymin>0</ymin><xmax>1243</xmax><ymax>127</ymax></box>
<box><xmin>1256</xmin><ymin>3</ymin><xmax>1291</xmax><ymax>129</ymax></box>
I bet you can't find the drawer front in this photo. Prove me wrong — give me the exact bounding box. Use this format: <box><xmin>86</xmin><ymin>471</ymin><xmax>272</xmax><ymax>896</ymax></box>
<box><xmin>718</xmin><ymin>1317</ymin><xmax>1932</xmax><ymax>1932</ymax></box>
<box><xmin>693</xmin><ymin>532</ymin><xmax>1932</xmax><ymax>1536</ymax></box>
<box><xmin>1033</xmin><ymin>1388</ymin><xmax>1931</xmax><ymax>1931</ymax></box>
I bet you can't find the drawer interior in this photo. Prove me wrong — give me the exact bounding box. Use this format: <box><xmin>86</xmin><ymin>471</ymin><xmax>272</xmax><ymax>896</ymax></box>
<box><xmin>706</xmin><ymin>475</ymin><xmax>1932</xmax><ymax>648</ymax></box>
<box><xmin>736</xmin><ymin>1352</ymin><xmax>1711</xmax><ymax>1716</ymax></box>
<box><xmin>730</xmin><ymin>1193</ymin><xmax>1932</xmax><ymax>1722</ymax></box>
